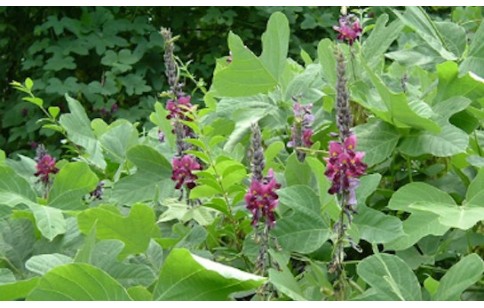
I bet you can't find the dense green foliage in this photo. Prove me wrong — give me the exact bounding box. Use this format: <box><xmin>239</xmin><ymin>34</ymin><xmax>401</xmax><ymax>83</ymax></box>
<box><xmin>0</xmin><ymin>6</ymin><xmax>483</xmax><ymax>301</ymax></box>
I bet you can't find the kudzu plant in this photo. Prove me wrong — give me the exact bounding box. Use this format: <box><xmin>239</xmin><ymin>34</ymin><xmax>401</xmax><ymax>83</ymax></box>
<box><xmin>0</xmin><ymin>6</ymin><xmax>483</xmax><ymax>301</ymax></box>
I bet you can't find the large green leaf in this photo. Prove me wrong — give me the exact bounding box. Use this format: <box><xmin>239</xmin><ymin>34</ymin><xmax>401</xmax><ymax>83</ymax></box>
<box><xmin>25</xmin><ymin>253</ymin><xmax>73</xmax><ymax>275</ymax></box>
<box><xmin>0</xmin><ymin>218</ymin><xmax>36</xmax><ymax>271</ymax></box>
<box><xmin>48</xmin><ymin>161</ymin><xmax>99</xmax><ymax>210</ymax></box>
<box><xmin>153</xmin><ymin>248</ymin><xmax>265</xmax><ymax>300</ymax></box>
<box><xmin>284</xmin><ymin>153</ymin><xmax>312</xmax><ymax>186</ymax></box>
<box><xmin>362</xmin><ymin>57</ymin><xmax>441</xmax><ymax>133</ymax></box>
<box><xmin>260</xmin><ymin>11</ymin><xmax>289</xmax><ymax>82</ymax></box>
<box><xmin>29</xmin><ymin>203</ymin><xmax>66</xmax><ymax>241</ymax></box>
<box><xmin>211</xmin><ymin>32</ymin><xmax>277</xmax><ymax>97</ymax></box>
<box><xmin>273</xmin><ymin>185</ymin><xmax>329</xmax><ymax>254</ymax></box>
<box><xmin>59</xmin><ymin>94</ymin><xmax>106</xmax><ymax>169</ymax></box>
<box><xmin>390</xmin><ymin>180</ymin><xmax>484</xmax><ymax>230</ymax></box>
<box><xmin>77</xmin><ymin>203</ymin><xmax>161</xmax><ymax>258</ymax></box>
<box><xmin>0</xmin><ymin>277</ymin><xmax>40</xmax><ymax>301</ymax></box>
<box><xmin>0</xmin><ymin>165</ymin><xmax>36</xmax><ymax>207</ymax></box>
<box><xmin>27</xmin><ymin>263</ymin><xmax>132</xmax><ymax>300</ymax></box>
<box><xmin>385</xmin><ymin>212</ymin><xmax>449</xmax><ymax>251</ymax></box>
<box><xmin>357</xmin><ymin>253</ymin><xmax>422</xmax><ymax>300</ymax></box>
<box><xmin>351</xmin><ymin>174</ymin><xmax>404</xmax><ymax>244</ymax></box>
<box><xmin>388</xmin><ymin>182</ymin><xmax>456</xmax><ymax>212</ymax></box>
<box><xmin>394</xmin><ymin>7</ymin><xmax>457</xmax><ymax>60</ymax></box>
<box><xmin>460</xmin><ymin>20</ymin><xmax>484</xmax><ymax>78</ymax></box>
<box><xmin>399</xmin><ymin>96</ymin><xmax>471</xmax><ymax>157</ymax></box>
<box><xmin>353</xmin><ymin>205</ymin><xmax>404</xmax><ymax>244</ymax></box>
<box><xmin>111</xmin><ymin>145</ymin><xmax>172</xmax><ymax>205</ymax></box>
<box><xmin>410</xmin><ymin>201</ymin><xmax>484</xmax><ymax>230</ymax></box>
<box><xmin>317</xmin><ymin>38</ymin><xmax>336</xmax><ymax>86</ymax></box>
<box><xmin>354</xmin><ymin>120</ymin><xmax>400</xmax><ymax>166</ymax></box>
<box><xmin>435</xmin><ymin>61</ymin><xmax>484</xmax><ymax>102</ymax></box>
<box><xmin>362</xmin><ymin>14</ymin><xmax>404</xmax><ymax>68</ymax></box>
<box><xmin>91</xmin><ymin>240</ymin><xmax>157</xmax><ymax>288</ymax></box>
<box><xmin>99</xmin><ymin>120</ymin><xmax>139</xmax><ymax>163</ymax></box>
<box><xmin>434</xmin><ymin>253</ymin><xmax>484</xmax><ymax>300</ymax></box>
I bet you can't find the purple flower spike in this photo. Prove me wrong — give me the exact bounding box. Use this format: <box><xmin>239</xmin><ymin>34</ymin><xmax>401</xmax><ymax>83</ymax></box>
<box><xmin>324</xmin><ymin>133</ymin><xmax>367</xmax><ymax>198</ymax></box>
<box><xmin>166</xmin><ymin>95</ymin><xmax>192</xmax><ymax>121</ymax></box>
<box><xmin>245</xmin><ymin>168</ymin><xmax>281</xmax><ymax>228</ymax></box>
<box><xmin>171</xmin><ymin>154</ymin><xmax>201</xmax><ymax>190</ymax></box>
<box><xmin>333</xmin><ymin>14</ymin><xmax>362</xmax><ymax>45</ymax></box>
<box><xmin>34</xmin><ymin>145</ymin><xmax>59</xmax><ymax>185</ymax></box>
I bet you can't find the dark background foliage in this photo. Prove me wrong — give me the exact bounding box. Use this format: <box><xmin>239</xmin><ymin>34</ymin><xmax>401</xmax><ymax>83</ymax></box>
<box><xmin>0</xmin><ymin>6</ymin><xmax>474</xmax><ymax>157</ymax></box>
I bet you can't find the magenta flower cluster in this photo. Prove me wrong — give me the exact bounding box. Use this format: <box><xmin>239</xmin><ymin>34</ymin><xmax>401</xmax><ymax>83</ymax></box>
<box><xmin>166</xmin><ymin>95</ymin><xmax>192</xmax><ymax>121</ymax></box>
<box><xmin>171</xmin><ymin>154</ymin><xmax>201</xmax><ymax>190</ymax></box>
<box><xmin>324</xmin><ymin>134</ymin><xmax>367</xmax><ymax>206</ymax></box>
<box><xmin>333</xmin><ymin>14</ymin><xmax>362</xmax><ymax>45</ymax></box>
<box><xmin>34</xmin><ymin>146</ymin><xmax>59</xmax><ymax>184</ymax></box>
<box><xmin>245</xmin><ymin>169</ymin><xmax>281</xmax><ymax>229</ymax></box>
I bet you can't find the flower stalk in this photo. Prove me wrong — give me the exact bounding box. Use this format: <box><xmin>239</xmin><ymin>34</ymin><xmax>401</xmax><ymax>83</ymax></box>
<box><xmin>325</xmin><ymin>50</ymin><xmax>367</xmax><ymax>295</ymax></box>
<box><xmin>161</xmin><ymin>27</ymin><xmax>200</xmax><ymax>200</ymax></box>
<box><xmin>245</xmin><ymin>123</ymin><xmax>281</xmax><ymax>297</ymax></box>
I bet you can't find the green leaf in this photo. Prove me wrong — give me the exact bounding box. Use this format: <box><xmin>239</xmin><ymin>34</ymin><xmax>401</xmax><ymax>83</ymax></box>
<box><xmin>284</xmin><ymin>153</ymin><xmax>312</xmax><ymax>186</ymax></box>
<box><xmin>424</xmin><ymin>276</ymin><xmax>440</xmax><ymax>297</ymax></box>
<box><xmin>435</xmin><ymin>22</ymin><xmax>466</xmax><ymax>58</ymax></box>
<box><xmin>99</xmin><ymin>121</ymin><xmax>139</xmax><ymax>163</ymax></box>
<box><xmin>460</xmin><ymin>20</ymin><xmax>484</xmax><ymax>78</ymax></box>
<box><xmin>0</xmin><ymin>218</ymin><xmax>36</xmax><ymax>271</ymax></box>
<box><xmin>399</xmin><ymin>122</ymin><xmax>469</xmax><ymax>157</ymax></box>
<box><xmin>410</xmin><ymin>201</ymin><xmax>484</xmax><ymax>230</ymax></box>
<box><xmin>362</xmin><ymin>14</ymin><xmax>404</xmax><ymax>68</ymax></box>
<box><xmin>0</xmin><ymin>268</ymin><xmax>15</xmax><ymax>285</ymax></box>
<box><xmin>60</xmin><ymin>94</ymin><xmax>106</xmax><ymax>169</ymax></box>
<box><xmin>25</xmin><ymin>77</ymin><xmax>33</xmax><ymax>90</ymax></box>
<box><xmin>48</xmin><ymin>162</ymin><xmax>99</xmax><ymax>210</ymax></box>
<box><xmin>317</xmin><ymin>39</ymin><xmax>336</xmax><ymax>86</ymax></box>
<box><xmin>77</xmin><ymin>204</ymin><xmax>161</xmax><ymax>258</ymax></box>
<box><xmin>127</xmin><ymin>286</ymin><xmax>152</xmax><ymax>301</ymax></box>
<box><xmin>434</xmin><ymin>253</ymin><xmax>484</xmax><ymax>300</ymax></box>
<box><xmin>388</xmin><ymin>182</ymin><xmax>456</xmax><ymax>212</ymax></box>
<box><xmin>91</xmin><ymin>240</ymin><xmax>157</xmax><ymax>288</ymax></box>
<box><xmin>306</xmin><ymin>157</ymin><xmax>332</xmax><ymax>208</ymax></box>
<box><xmin>74</xmin><ymin>222</ymin><xmax>97</xmax><ymax>263</ymax></box>
<box><xmin>284</xmin><ymin>64</ymin><xmax>324</xmax><ymax>103</ymax></box>
<box><xmin>150</xmin><ymin>102</ymin><xmax>176</xmax><ymax>148</ymax></box>
<box><xmin>436</xmin><ymin>61</ymin><xmax>484</xmax><ymax>102</ymax></box>
<box><xmin>158</xmin><ymin>199</ymin><xmax>216</xmax><ymax>226</ymax></box>
<box><xmin>274</xmin><ymin>185</ymin><xmax>330</xmax><ymax>254</ymax></box>
<box><xmin>211</xmin><ymin>32</ymin><xmax>277</xmax><ymax>97</ymax></box>
<box><xmin>361</xmin><ymin>56</ymin><xmax>441</xmax><ymax>133</ymax></box>
<box><xmin>385</xmin><ymin>212</ymin><xmax>449</xmax><ymax>251</ymax></box>
<box><xmin>25</xmin><ymin>253</ymin><xmax>73</xmax><ymax>275</ymax></box>
<box><xmin>0</xmin><ymin>165</ymin><xmax>36</xmax><ymax>207</ymax></box>
<box><xmin>27</xmin><ymin>263</ymin><xmax>132</xmax><ymax>300</ymax></box>
<box><xmin>260</xmin><ymin>11</ymin><xmax>289</xmax><ymax>82</ymax></box>
<box><xmin>0</xmin><ymin>278</ymin><xmax>40</xmax><ymax>301</ymax></box>
<box><xmin>23</xmin><ymin>96</ymin><xmax>44</xmax><ymax>108</ymax></box>
<box><xmin>268</xmin><ymin>250</ymin><xmax>308</xmax><ymax>301</ymax></box>
<box><xmin>29</xmin><ymin>203</ymin><xmax>66</xmax><ymax>241</ymax></box>
<box><xmin>112</xmin><ymin>145</ymin><xmax>172</xmax><ymax>205</ymax></box>
<box><xmin>357</xmin><ymin>253</ymin><xmax>422</xmax><ymax>300</ymax></box>
<box><xmin>153</xmin><ymin>248</ymin><xmax>265</xmax><ymax>300</ymax></box>
<box><xmin>466</xmin><ymin>167</ymin><xmax>484</xmax><ymax>201</ymax></box>
<box><xmin>48</xmin><ymin>106</ymin><xmax>60</xmax><ymax>119</ymax></box>
<box><xmin>394</xmin><ymin>7</ymin><xmax>457</xmax><ymax>60</ymax></box>
<box><xmin>354</xmin><ymin>119</ymin><xmax>400</xmax><ymax>166</ymax></box>
<box><xmin>353</xmin><ymin>205</ymin><xmax>404</xmax><ymax>244</ymax></box>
